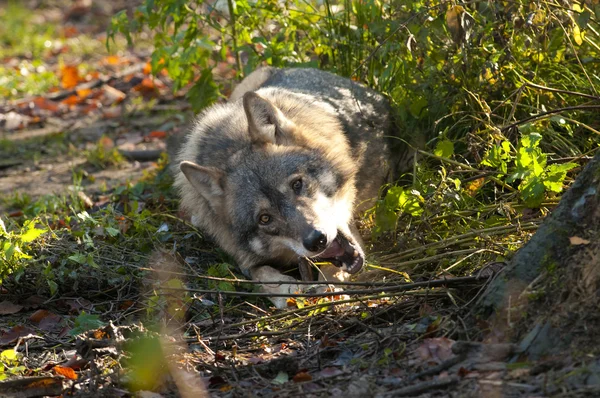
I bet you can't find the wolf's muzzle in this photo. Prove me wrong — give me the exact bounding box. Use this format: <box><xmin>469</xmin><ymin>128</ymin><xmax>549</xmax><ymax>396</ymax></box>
<box><xmin>303</xmin><ymin>229</ymin><xmax>328</xmax><ymax>253</ymax></box>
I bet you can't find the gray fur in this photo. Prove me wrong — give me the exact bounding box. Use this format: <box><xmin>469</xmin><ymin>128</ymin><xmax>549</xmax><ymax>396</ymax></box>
<box><xmin>175</xmin><ymin>67</ymin><xmax>398</xmax><ymax>308</ymax></box>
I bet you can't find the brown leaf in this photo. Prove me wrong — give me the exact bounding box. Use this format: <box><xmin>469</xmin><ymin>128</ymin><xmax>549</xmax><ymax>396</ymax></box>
<box><xmin>102</xmin><ymin>85</ymin><xmax>127</xmax><ymax>105</ymax></box>
<box><xmin>148</xmin><ymin>131</ymin><xmax>167</xmax><ymax>139</ymax></box>
<box><xmin>416</xmin><ymin>337</ymin><xmax>455</xmax><ymax>365</ymax></box>
<box><xmin>102</xmin><ymin>106</ymin><xmax>122</xmax><ymax>119</ymax></box>
<box><xmin>61</xmin><ymin>95</ymin><xmax>82</xmax><ymax>106</ymax></box>
<box><xmin>570</xmin><ymin>236</ymin><xmax>590</xmax><ymax>245</ymax></box>
<box><xmin>61</xmin><ymin>65</ymin><xmax>80</xmax><ymax>89</ymax></box>
<box><xmin>0</xmin><ymin>301</ymin><xmax>23</xmax><ymax>315</ymax></box>
<box><xmin>134</xmin><ymin>77</ymin><xmax>157</xmax><ymax>93</ymax></box>
<box><xmin>63</xmin><ymin>355</ymin><xmax>88</xmax><ymax>370</ymax></box>
<box><xmin>292</xmin><ymin>371</ymin><xmax>312</xmax><ymax>383</ymax></box>
<box><xmin>53</xmin><ymin>365</ymin><xmax>78</xmax><ymax>380</ymax></box>
<box><xmin>316</xmin><ymin>367</ymin><xmax>343</xmax><ymax>378</ymax></box>
<box><xmin>62</xmin><ymin>26</ymin><xmax>79</xmax><ymax>38</ymax></box>
<box><xmin>0</xmin><ymin>325</ymin><xmax>36</xmax><ymax>345</ymax></box>
<box><xmin>39</xmin><ymin>314</ymin><xmax>63</xmax><ymax>332</ymax></box>
<box><xmin>30</xmin><ymin>309</ymin><xmax>53</xmax><ymax>323</ymax></box>
<box><xmin>32</xmin><ymin>97</ymin><xmax>59</xmax><ymax>112</ymax></box>
<box><xmin>65</xmin><ymin>298</ymin><xmax>93</xmax><ymax>313</ymax></box>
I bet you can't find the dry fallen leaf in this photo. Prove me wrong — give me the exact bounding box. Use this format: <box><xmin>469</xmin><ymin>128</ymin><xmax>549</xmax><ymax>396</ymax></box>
<box><xmin>0</xmin><ymin>301</ymin><xmax>23</xmax><ymax>315</ymax></box>
<box><xmin>76</xmin><ymin>88</ymin><xmax>92</xmax><ymax>98</ymax></box>
<box><xmin>102</xmin><ymin>85</ymin><xmax>127</xmax><ymax>105</ymax></box>
<box><xmin>62</xmin><ymin>26</ymin><xmax>79</xmax><ymax>38</ymax></box>
<box><xmin>61</xmin><ymin>94</ymin><xmax>82</xmax><ymax>106</ymax></box>
<box><xmin>148</xmin><ymin>131</ymin><xmax>167</xmax><ymax>139</ymax></box>
<box><xmin>53</xmin><ymin>365</ymin><xmax>78</xmax><ymax>380</ymax></box>
<box><xmin>292</xmin><ymin>371</ymin><xmax>312</xmax><ymax>383</ymax></box>
<box><xmin>39</xmin><ymin>314</ymin><xmax>63</xmax><ymax>332</ymax></box>
<box><xmin>570</xmin><ymin>236</ymin><xmax>590</xmax><ymax>245</ymax></box>
<box><xmin>415</xmin><ymin>337</ymin><xmax>455</xmax><ymax>365</ymax></box>
<box><xmin>0</xmin><ymin>325</ymin><xmax>36</xmax><ymax>346</ymax></box>
<box><xmin>30</xmin><ymin>309</ymin><xmax>53</xmax><ymax>323</ymax></box>
<box><xmin>60</xmin><ymin>65</ymin><xmax>80</xmax><ymax>89</ymax></box>
<box><xmin>32</xmin><ymin>97</ymin><xmax>60</xmax><ymax>112</ymax></box>
<box><xmin>103</xmin><ymin>55</ymin><xmax>122</xmax><ymax>65</ymax></box>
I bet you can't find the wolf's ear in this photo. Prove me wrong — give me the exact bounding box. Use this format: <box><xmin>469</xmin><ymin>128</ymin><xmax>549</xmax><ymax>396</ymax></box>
<box><xmin>243</xmin><ymin>92</ymin><xmax>293</xmax><ymax>145</ymax></box>
<box><xmin>180</xmin><ymin>161</ymin><xmax>224</xmax><ymax>204</ymax></box>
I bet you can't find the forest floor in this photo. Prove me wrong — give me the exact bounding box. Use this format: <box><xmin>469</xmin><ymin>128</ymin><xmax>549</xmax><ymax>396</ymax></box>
<box><xmin>1</xmin><ymin>2</ymin><xmax>598</xmax><ymax>397</ymax></box>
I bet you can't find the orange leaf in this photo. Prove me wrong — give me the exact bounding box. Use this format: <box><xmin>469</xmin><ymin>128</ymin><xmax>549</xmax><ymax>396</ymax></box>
<box><xmin>32</xmin><ymin>97</ymin><xmax>59</xmax><ymax>112</ymax></box>
<box><xmin>86</xmin><ymin>71</ymin><xmax>100</xmax><ymax>80</ymax></box>
<box><xmin>80</xmin><ymin>103</ymin><xmax>98</xmax><ymax>114</ymax></box>
<box><xmin>143</xmin><ymin>62</ymin><xmax>152</xmax><ymax>75</ymax></box>
<box><xmin>53</xmin><ymin>365</ymin><xmax>78</xmax><ymax>380</ymax></box>
<box><xmin>103</xmin><ymin>55</ymin><xmax>121</xmax><ymax>65</ymax></box>
<box><xmin>293</xmin><ymin>372</ymin><xmax>312</xmax><ymax>383</ymax></box>
<box><xmin>465</xmin><ymin>178</ymin><xmax>485</xmax><ymax>197</ymax></box>
<box><xmin>93</xmin><ymin>329</ymin><xmax>108</xmax><ymax>339</ymax></box>
<box><xmin>63</xmin><ymin>26</ymin><xmax>79</xmax><ymax>38</ymax></box>
<box><xmin>76</xmin><ymin>88</ymin><xmax>92</xmax><ymax>98</ymax></box>
<box><xmin>148</xmin><ymin>131</ymin><xmax>167</xmax><ymax>139</ymax></box>
<box><xmin>134</xmin><ymin>77</ymin><xmax>156</xmax><ymax>93</ymax></box>
<box><xmin>30</xmin><ymin>309</ymin><xmax>52</xmax><ymax>323</ymax></box>
<box><xmin>61</xmin><ymin>95</ymin><xmax>81</xmax><ymax>106</ymax></box>
<box><xmin>61</xmin><ymin>65</ymin><xmax>80</xmax><ymax>89</ymax></box>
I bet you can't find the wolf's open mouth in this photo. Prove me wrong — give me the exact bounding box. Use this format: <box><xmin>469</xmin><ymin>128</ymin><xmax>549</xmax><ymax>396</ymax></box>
<box><xmin>314</xmin><ymin>233</ymin><xmax>364</xmax><ymax>274</ymax></box>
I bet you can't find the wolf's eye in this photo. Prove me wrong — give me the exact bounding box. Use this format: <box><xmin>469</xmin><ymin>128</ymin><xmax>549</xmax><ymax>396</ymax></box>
<box><xmin>258</xmin><ymin>214</ymin><xmax>271</xmax><ymax>225</ymax></box>
<box><xmin>291</xmin><ymin>178</ymin><xmax>303</xmax><ymax>194</ymax></box>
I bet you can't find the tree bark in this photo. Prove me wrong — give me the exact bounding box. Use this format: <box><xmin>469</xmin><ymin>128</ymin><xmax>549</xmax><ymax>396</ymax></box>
<box><xmin>475</xmin><ymin>152</ymin><xmax>600</xmax><ymax>358</ymax></box>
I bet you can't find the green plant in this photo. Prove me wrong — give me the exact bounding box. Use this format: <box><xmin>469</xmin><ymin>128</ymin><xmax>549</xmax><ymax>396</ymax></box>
<box><xmin>0</xmin><ymin>349</ymin><xmax>26</xmax><ymax>381</ymax></box>
<box><xmin>482</xmin><ymin>133</ymin><xmax>577</xmax><ymax>207</ymax></box>
<box><xmin>85</xmin><ymin>137</ymin><xmax>124</xmax><ymax>169</ymax></box>
<box><xmin>0</xmin><ymin>218</ymin><xmax>47</xmax><ymax>281</ymax></box>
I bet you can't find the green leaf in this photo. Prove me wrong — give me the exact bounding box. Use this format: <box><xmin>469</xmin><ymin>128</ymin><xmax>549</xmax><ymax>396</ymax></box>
<box><xmin>434</xmin><ymin>139</ymin><xmax>454</xmax><ymax>158</ymax></box>
<box><xmin>481</xmin><ymin>143</ymin><xmax>509</xmax><ymax>173</ymax></box>
<box><xmin>578</xmin><ymin>10</ymin><xmax>591</xmax><ymax>29</ymax></box>
<box><xmin>48</xmin><ymin>280</ymin><xmax>58</xmax><ymax>296</ymax></box>
<box><xmin>105</xmin><ymin>227</ymin><xmax>120</xmax><ymax>237</ymax></box>
<box><xmin>20</xmin><ymin>221</ymin><xmax>47</xmax><ymax>243</ymax></box>
<box><xmin>272</xmin><ymin>371</ymin><xmax>289</xmax><ymax>385</ymax></box>
<box><xmin>544</xmin><ymin>162</ymin><xmax>577</xmax><ymax>193</ymax></box>
<box><xmin>68</xmin><ymin>253</ymin><xmax>87</xmax><ymax>265</ymax></box>
<box><xmin>69</xmin><ymin>312</ymin><xmax>106</xmax><ymax>336</ymax></box>
<box><xmin>520</xmin><ymin>176</ymin><xmax>546</xmax><ymax>208</ymax></box>
<box><xmin>1</xmin><ymin>349</ymin><xmax>18</xmax><ymax>363</ymax></box>
<box><xmin>186</xmin><ymin>68</ymin><xmax>221</xmax><ymax>112</ymax></box>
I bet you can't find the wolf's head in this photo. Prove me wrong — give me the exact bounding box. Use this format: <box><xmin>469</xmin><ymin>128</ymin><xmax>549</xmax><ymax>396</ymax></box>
<box><xmin>179</xmin><ymin>90</ymin><xmax>365</xmax><ymax>275</ymax></box>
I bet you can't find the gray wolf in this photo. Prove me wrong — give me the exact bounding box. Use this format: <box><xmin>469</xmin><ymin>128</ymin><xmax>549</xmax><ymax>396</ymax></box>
<box><xmin>174</xmin><ymin>67</ymin><xmax>400</xmax><ymax>308</ymax></box>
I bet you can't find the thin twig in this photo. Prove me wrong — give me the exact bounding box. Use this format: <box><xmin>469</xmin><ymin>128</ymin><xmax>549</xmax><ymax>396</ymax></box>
<box><xmin>164</xmin><ymin>276</ymin><xmax>480</xmax><ymax>297</ymax></box>
<box><xmin>501</xmin><ymin>105</ymin><xmax>600</xmax><ymax>132</ymax></box>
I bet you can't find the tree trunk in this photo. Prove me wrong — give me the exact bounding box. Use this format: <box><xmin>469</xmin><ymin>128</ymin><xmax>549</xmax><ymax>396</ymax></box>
<box><xmin>475</xmin><ymin>152</ymin><xmax>600</xmax><ymax>358</ymax></box>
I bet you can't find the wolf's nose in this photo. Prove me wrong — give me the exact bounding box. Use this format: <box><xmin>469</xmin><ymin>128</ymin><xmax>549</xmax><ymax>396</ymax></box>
<box><xmin>303</xmin><ymin>230</ymin><xmax>327</xmax><ymax>253</ymax></box>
